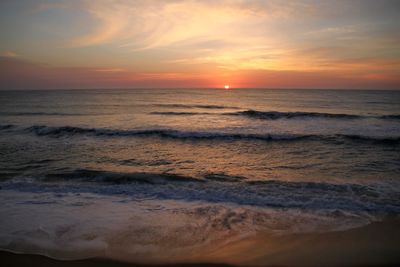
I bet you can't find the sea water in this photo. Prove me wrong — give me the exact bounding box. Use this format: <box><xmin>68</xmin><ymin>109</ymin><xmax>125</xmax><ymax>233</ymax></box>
<box><xmin>0</xmin><ymin>89</ymin><xmax>399</xmax><ymax>263</ymax></box>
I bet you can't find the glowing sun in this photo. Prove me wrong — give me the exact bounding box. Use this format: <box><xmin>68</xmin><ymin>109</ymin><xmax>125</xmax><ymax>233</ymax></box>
<box><xmin>224</xmin><ymin>85</ymin><xmax>230</xmax><ymax>89</ymax></box>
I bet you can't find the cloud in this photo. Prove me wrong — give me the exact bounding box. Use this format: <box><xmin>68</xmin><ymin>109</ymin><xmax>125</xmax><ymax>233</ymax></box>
<box><xmin>68</xmin><ymin>0</ymin><xmax>319</xmax><ymax>49</ymax></box>
<box><xmin>95</xmin><ymin>68</ymin><xmax>126</xmax><ymax>73</ymax></box>
<box><xmin>1</xmin><ymin>56</ymin><xmax>399</xmax><ymax>90</ymax></box>
<box><xmin>31</xmin><ymin>2</ymin><xmax>69</xmax><ymax>13</ymax></box>
<box><xmin>1</xmin><ymin>0</ymin><xmax>399</xmax><ymax>89</ymax></box>
<box><xmin>1</xmin><ymin>51</ymin><xmax>19</xmax><ymax>58</ymax></box>
<box><xmin>62</xmin><ymin>0</ymin><xmax>400</xmax><ymax>74</ymax></box>
<box><xmin>0</xmin><ymin>57</ymin><xmax>214</xmax><ymax>89</ymax></box>
<box><xmin>234</xmin><ymin>69</ymin><xmax>400</xmax><ymax>89</ymax></box>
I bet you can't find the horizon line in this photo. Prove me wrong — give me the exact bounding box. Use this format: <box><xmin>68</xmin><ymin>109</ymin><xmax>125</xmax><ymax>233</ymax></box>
<box><xmin>1</xmin><ymin>87</ymin><xmax>399</xmax><ymax>92</ymax></box>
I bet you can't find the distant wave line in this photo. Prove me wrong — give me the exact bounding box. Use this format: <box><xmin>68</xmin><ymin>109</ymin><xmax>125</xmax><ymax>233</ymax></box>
<box><xmin>150</xmin><ymin>111</ymin><xmax>213</xmax><ymax>115</ymax></box>
<box><xmin>152</xmin><ymin>104</ymin><xmax>241</xmax><ymax>109</ymax></box>
<box><xmin>0</xmin><ymin>112</ymin><xmax>113</xmax><ymax>116</ymax></box>
<box><xmin>0</xmin><ymin>124</ymin><xmax>399</xmax><ymax>144</ymax></box>
<box><xmin>151</xmin><ymin>109</ymin><xmax>400</xmax><ymax>120</ymax></box>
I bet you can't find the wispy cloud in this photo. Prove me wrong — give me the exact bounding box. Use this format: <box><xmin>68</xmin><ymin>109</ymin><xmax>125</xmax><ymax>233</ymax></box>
<box><xmin>95</xmin><ymin>68</ymin><xmax>126</xmax><ymax>73</ymax></box>
<box><xmin>1</xmin><ymin>51</ymin><xmax>20</xmax><ymax>58</ymax></box>
<box><xmin>1</xmin><ymin>0</ymin><xmax>399</xmax><ymax>89</ymax></box>
<box><xmin>63</xmin><ymin>0</ymin><xmax>399</xmax><ymax>74</ymax></box>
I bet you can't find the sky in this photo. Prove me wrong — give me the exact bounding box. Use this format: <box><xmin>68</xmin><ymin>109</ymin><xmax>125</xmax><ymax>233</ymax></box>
<box><xmin>0</xmin><ymin>0</ymin><xmax>399</xmax><ymax>90</ymax></box>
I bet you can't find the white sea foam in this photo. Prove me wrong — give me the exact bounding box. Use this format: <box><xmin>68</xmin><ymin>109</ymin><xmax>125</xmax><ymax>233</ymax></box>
<box><xmin>0</xmin><ymin>190</ymin><xmax>376</xmax><ymax>263</ymax></box>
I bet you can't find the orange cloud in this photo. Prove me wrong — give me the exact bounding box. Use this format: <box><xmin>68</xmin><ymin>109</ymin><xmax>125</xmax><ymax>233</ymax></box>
<box><xmin>1</xmin><ymin>51</ymin><xmax>19</xmax><ymax>58</ymax></box>
<box><xmin>1</xmin><ymin>57</ymin><xmax>399</xmax><ymax>90</ymax></box>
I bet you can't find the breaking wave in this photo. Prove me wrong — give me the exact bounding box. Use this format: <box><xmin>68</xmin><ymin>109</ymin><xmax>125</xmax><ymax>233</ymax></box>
<box><xmin>152</xmin><ymin>104</ymin><xmax>240</xmax><ymax>109</ymax></box>
<box><xmin>150</xmin><ymin>111</ymin><xmax>212</xmax><ymax>115</ymax></box>
<box><xmin>0</xmin><ymin>124</ymin><xmax>15</xmax><ymax>130</ymax></box>
<box><xmin>0</xmin><ymin>112</ymin><xmax>87</xmax><ymax>116</ymax></box>
<box><xmin>148</xmin><ymin>109</ymin><xmax>400</xmax><ymax>121</ymax></box>
<box><xmin>42</xmin><ymin>169</ymin><xmax>201</xmax><ymax>184</ymax></box>
<box><xmin>381</xmin><ymin>114</ymin><xmax>400</xmax><ymax>120</ymax></box>
<box><xmin>228</xmin><ymin>110</ymin><xmax>366</xmax><ymax>120</ymax></box>
<box><xmin>1</xmin><ymin>124</ymin><xmax>399</xmax><ymax>144</ymax></box>
<box><xmin>2</xmin><ymin>169</ymin><xmax>400</xmax><ymax>213</ymax></box>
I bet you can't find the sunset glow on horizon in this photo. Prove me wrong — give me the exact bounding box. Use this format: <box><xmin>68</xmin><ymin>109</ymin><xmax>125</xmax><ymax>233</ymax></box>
<box><xmin>1</xmin><ymin>0</ymin><xmax>400</xmax><ymax>90</ymax></box>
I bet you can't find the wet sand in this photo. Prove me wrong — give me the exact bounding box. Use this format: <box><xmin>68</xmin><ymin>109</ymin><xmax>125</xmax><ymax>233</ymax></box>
<box><xmin>1</xmin><ymin>219</ymin><xmax>399</xmax><ymax>267</ymax></box>
<box><xmin>203</xmin><ymin>218</ymin><xmax>400</xmax><ymax>266</ymax></box>
<box><xmin>0</xmin><ymin>251</ymin><xmax>235</xmax><ymax>267</ymax></box>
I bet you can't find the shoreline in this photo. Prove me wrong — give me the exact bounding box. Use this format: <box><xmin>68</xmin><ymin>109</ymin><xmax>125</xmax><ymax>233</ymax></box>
<box><xmin>1</xmin><ymin>219</ymin><xmax>399</xmax><ymax>267</ymax></box>
<box><xmin>0</xmin><ymin>251</ymin><xmax>235</xmax><ymax>267</ymax></box>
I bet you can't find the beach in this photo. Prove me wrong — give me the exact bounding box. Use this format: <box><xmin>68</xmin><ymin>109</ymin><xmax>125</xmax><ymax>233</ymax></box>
<box><xmin>1</xmin><ymin>219</ymin><xmax>399</xmax><ymax>267</ymax></box>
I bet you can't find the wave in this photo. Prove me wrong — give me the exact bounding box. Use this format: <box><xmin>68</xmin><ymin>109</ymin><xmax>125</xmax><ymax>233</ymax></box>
<box><xmin>153</xmin><ymin>104</ymin><xmax>240</xmax><ymax>109</ymax></box>
<box><xmin>2</xmin><ymin>169</ymin><xmax>400</xmax><ymax>213</ymax></box>
<box><xmin>1</xmin><ymin>124</ymin><xmax>398</xmax><ymax>144</ymax></box>
<box><xmin>0</xmin><ymin>124</ymin><xmax>15</xmax><ymax>130</ymax></box>
<box><xmin>0</xmin><ymin>112</ymin><xmax>116</xmax><ymax>116</ymax></box>
<box><xmin>150</xmin><ymin>111</ymin><xmax>212</xmax><ymax>116</ymax></box>
<box><xmin>0</xmin><ymin>112</ymin><xmax>86</xmax><ymax>116</ymax></box>
<box><xmin>148</xmin><ymin>109</ymin><xmax>400</xmax><ymax>121</ymax></box>
<box><xmin>43</xmin><ymin>169</ymin><xmax>201</xmax><ymax>184</ymax></box>
<box><xmin>228</xmin><ymin>110</ymin><xmax>363</xmax><ymax>120</ymax></box>
<box><xmin>24</xmin><ymin>125</ymin><xmax>313</xmax><ymax>141</ymax></box>
<box><xmin>381</xmin><ymin>114</ymin><xmax>400</xmax><ymax>120</ymax></box>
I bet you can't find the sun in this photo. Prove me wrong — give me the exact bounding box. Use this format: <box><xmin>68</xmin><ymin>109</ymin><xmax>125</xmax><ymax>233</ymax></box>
<box><xmin>224</xmin><ymin>85</ymin><xmax>230</xmax><ymax>89</ymax></box>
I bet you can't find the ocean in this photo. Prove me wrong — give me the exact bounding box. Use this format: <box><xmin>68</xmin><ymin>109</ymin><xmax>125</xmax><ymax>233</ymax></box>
<box><xmin>0</xmin><ymin>89</ymin><xmax>399</xmax><ymax>265</ymax></box>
